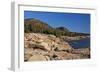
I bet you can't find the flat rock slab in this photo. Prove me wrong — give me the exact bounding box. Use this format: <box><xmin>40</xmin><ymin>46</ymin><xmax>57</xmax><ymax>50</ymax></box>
<box><xmin>28</xmin><ymin>55</ymin><xmax>49</xmax><ymax>61</ymax></box>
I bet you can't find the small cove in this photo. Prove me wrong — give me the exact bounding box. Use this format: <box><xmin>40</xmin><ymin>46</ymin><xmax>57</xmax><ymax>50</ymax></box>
<box><xmin>67</xmin><ymin>38</ymin><xmax>90</xmax><ymax>49</ymax></box>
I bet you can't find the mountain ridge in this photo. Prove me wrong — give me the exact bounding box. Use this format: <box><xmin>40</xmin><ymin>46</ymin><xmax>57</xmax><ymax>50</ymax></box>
<box><xmin>24</xmin><ymin>18</ymin><xmax>90</xmax><ymax>37</ymax></box>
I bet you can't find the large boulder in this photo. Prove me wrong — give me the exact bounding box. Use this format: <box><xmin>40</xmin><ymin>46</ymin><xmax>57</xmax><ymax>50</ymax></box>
<box><xmin>24</xmin><ymin>54</ymin><xmax>32</xmax><ymax>61</ymax></box>
<box><xmin>39</xmin><ymin>42</ymin><xmax>51</xmax><ymax>51</ymax></box>
<box><xmin>24</xmin><ymin>48</ymin><xmax>33</xmax><ymax>54</ymax></box>
<box><xmin>28</xmin><ymin>55</ymin><xmax>49</xmax><ymax>61</ymax></box>
<box><xmin>54</xmin><ymin>51</ymin><xmax>80</xmax><ymax>60</ymax></box>
<box><xmin>53</xmin><ymin>42</ymin><xmax>72</xmax><ymax>51</ymax></box>
<box><xmin>28</xmin><ymin>42</ymin><xmax>51</xmax><ymax>51</ymax></box>
<box><xmin>32</xmin><ymin>49</ymin><xmax>48</xmax><ymax>55</ymax></box>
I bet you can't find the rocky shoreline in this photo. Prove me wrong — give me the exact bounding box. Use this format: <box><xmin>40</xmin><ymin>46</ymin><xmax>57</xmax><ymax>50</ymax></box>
<box><xmin>24</xmin><ymin>33</ymin><xmax>90</xmax><ymax>62</ymax></box>
<box><xmin>60</xmin><ymin>36</ymin><xmax>90</xmax><ymax>41</ymax></box>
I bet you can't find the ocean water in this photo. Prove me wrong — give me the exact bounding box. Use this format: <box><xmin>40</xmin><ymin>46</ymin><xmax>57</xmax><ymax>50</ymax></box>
<box><xmin>68</xmin><ymin>38</ymin><xmax>90</xmax><ymax>49</ymax></box>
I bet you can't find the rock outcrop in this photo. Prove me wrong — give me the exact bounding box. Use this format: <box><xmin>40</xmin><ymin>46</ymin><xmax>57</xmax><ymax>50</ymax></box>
<box><xmin>24</xmin><ymin>33</ymin><xmax>90</xmax><ymax>62</ymax></box>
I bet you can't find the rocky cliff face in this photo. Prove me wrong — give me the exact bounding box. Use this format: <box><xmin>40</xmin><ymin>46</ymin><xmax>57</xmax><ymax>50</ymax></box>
<box><xmin>24</xmin><ymin>33</ymin><xmax>90</xmax><ymax>62</ymax></box>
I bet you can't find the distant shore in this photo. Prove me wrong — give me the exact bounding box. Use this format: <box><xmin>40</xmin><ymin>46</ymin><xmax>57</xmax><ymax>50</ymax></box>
<box><xmin>60</xmin><ymin>35</ymin><xmax>90</xmax><ymax>41</ymax></box>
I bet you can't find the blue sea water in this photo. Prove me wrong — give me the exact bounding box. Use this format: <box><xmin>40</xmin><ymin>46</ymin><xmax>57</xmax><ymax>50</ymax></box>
<box><xmin>68</xmin><ymin>38</ymin><xmax>90</xmax><ymax>49</ymax></box>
